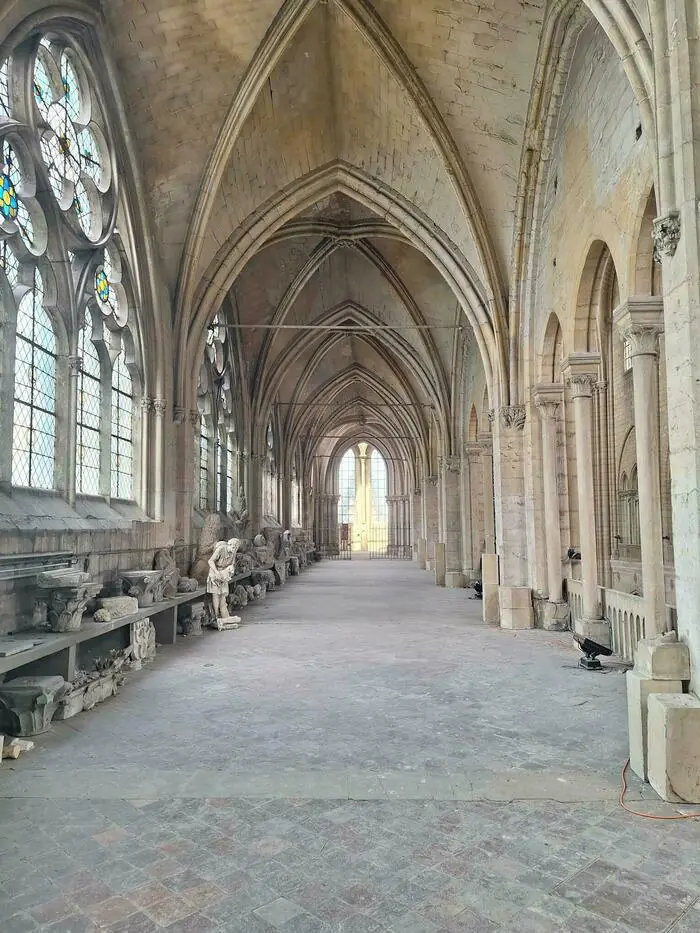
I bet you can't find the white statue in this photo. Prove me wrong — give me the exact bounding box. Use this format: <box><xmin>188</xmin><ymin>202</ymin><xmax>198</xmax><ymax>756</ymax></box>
<box><xmin>207</xmin><ymin>538</ymin><xmax>240</xmax><ymax>619</ymax></box>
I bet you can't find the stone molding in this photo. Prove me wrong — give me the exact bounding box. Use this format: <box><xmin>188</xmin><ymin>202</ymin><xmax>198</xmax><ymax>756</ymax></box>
<box><xmin>439</xmin><ymin>455</ymin><xmax>461</xmax><ymax>474</ymax></box>
<box><xmin>499</xmin><ymin>406</ymin><xmax>526</xmax><ymax>430</ymax></box>
<box><xmin>652</xmin><ymin>211</ymin><xmax>681</xmax><ymax>262</ymax></box>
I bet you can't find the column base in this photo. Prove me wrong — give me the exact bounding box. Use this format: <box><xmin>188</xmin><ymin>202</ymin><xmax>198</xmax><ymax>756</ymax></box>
<box><xmin>499</xmin><ymin>586</ymin><xmax>534</xmax><ymax>630</ymax></box>
<box><xmin>445</xmin><ymin>571</ymin><xmax>464</xmax><ymax>589</ymax></box>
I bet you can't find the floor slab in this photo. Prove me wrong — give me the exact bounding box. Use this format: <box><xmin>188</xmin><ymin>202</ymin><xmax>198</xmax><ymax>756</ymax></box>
<box><xmin>1</xmin><ymin>560</ymin><xmax>699</xmax><ymax>933</ymax></box>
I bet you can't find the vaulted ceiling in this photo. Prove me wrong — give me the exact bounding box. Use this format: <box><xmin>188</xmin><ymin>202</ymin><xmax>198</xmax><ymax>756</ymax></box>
<box><xmin>99</xmin><ymin>0</ymin><xmax>640</xmax><ymax>465</ymax></box>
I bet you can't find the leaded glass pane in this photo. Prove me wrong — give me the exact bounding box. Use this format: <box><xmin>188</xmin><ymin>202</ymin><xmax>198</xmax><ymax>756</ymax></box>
<box><xmin>76</xmin><ymin>326</ymin><xmax>102</xmax><ymax>495</ymax></box>
<box><xmin>110</xmin><ymin>354</ymin><xmax>133</xmax><ymax>500</ymax></box>
<box><xmin>73</xmin><ymin>178</ymin><xmax>92</xmax><ymax>236</ymax></box>
<box><xmin>199</xmin><ymin>417</ymin><xmax>209</xmax><ymax>510</ymax></box>
<box><xmin>370</xmin><ymin>449</ymin><xmax>388</xmax><ymax>525</ymax></box>
<box><xmin>79</xmin><ymin>127</ymin><xmax>102</xmax><ymax>184</ymax></box>
<box><xmin>33</xmin><ymin>47</ymin><xmax>56</xmax><ymax>118</ymax></box>
<box><xmin>12</xmin><ymin>276</ymin><xmax>56</xmax><ymax>489</ymax></box>
<box><xmin>215</xmin><ymin>438</ymin><xmax>223</xmax><ymax>512</ymax></box>
<box><xmin>339</xmin><ymin>449</ymin><xmax>356</xmax><ymax>524</ymax></box>
<box><xmin>0</xmin><ymin>60</ymin><xmax>10</xmax><ymax>118</ymax></box>
<box><xmin>60</xmin><ymin>52</ymin><xmax>81</xmax><ymax>122</ymax></box>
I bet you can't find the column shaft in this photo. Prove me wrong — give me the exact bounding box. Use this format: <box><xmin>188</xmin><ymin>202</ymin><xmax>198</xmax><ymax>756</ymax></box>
<box><xmin>535</xmin><ymin>392</ymin><xmax>563</xmax><ymax>603</ymax></box>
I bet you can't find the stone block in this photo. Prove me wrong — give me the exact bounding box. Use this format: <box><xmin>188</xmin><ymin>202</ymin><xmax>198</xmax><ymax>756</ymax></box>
<box><xmin>445</xmin><ymin>571</ymin><xmax>464</xmax><ymax>588</ymax></box>
<box><xmin>635</xmin><ymin>633</ymin><xmax>691</xmax><ymax>681</ymax></box>
<box><xmin>483</xmin><ymin>584</ymin><xmax>499</xmax><ymax>624</ymax></box>
<box><xmin>481</xmin><ymin>553</ymin><xmax>499</xmax><ymax>586</ymax></box>
<box><xmin>574</xmin><ymin>618</ymin><xmax>611</xmax><ymax>649</ymax></box>
<box><xmin>417</xmin><ymin>538</ymin><xmax>427</xmax><ymax>570</ymax></box>
<box><xmin>647</xmin><ymin>693</ymin><xmax>700</xmax><ymax>803</ymax></box>
<box><xmin>499</xmin><ymin>586</ymin><xmax>534</xmax><ymax>630</ymax></box>
<box><xmin>626</xmin><ymin>670</ymin><xmax>683</xmax><ymax>780</ymax></box>
<box><xmin>540</xmin><ymin>599</ymin><xmax>570</xmax><ymax>632</ymax></box>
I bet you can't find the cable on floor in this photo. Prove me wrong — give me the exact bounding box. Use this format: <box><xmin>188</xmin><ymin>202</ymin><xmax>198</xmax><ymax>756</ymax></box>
<box><xmin>619</xmin><ymin>758</ymin><xmax>700</xmax><ymax>819</ymax></box>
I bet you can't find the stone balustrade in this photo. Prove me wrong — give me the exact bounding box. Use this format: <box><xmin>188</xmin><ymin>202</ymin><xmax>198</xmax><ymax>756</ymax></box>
<box><xmin>568</xmin><ymin>579</ymin><xmax>650</xmax><ymax>663</ymax></box>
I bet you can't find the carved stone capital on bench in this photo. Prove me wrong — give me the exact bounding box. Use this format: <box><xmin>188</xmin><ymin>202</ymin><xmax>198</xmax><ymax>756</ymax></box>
<box><xmin>122</xmin><ymin>570</ymin><xmax>165</xmax><ymax>608</ymax></box>
<box><xmin>0</xmin><ymin>676</ymin><xmax>69</xmax><ymax>736</ymax></box>
<box><xmin>37</xmin><ymin>569</ymin><xmax>101</xmax><ymax>633</ymax></box>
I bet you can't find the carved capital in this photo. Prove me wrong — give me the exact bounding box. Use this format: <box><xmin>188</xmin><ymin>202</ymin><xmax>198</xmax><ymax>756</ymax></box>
<box><xmin>566</xmin><ymin>373</ymin><xmax>596</xmax><ymax>399</ymax></box>
<box><xmin>425</xmin><ymin>475</ymin><xmax>439</xmax><ymax>487</ymax></box>
<box><xmin>140</xmin><ymin>397</ymin><xmax>154</xmax><ymax>414</ymax></box>
<box><xmin>533</xmin><ymin>384</ymin><xmax>563</xmax><ymax>421</ymax></box>
<box><xmin>439</xmin><ymin>455</ymin><xmax>461</xmax><ymax>474</ymax></box>
<box><xmin>487</xmin><ymin>409</ymin><xmax>496</xmax><ymax>425</ymax></box>
<box><xmin>173</xmin><ymin>406</ymin><xmax>187</xmax><ymax>425</ymax></box>
<box><xmin>652</xmin><ymin>211</ymin><xmax>681</xmax><ymax>262</ymax></box>
<box><xmin>463</xmin><ymin>443</ymin><xmax>482</xmax><ymax>464</ymax></box>
<box><xmin>499</xmin><ymin>406</ymin><xmax>526</xmax><ymax>431</ymax></box>
<box><xmin>594</xmin><ymin>380</ymin><xmax>608</xmax><ymax>395</ymax></box>
<box><xmin>626</xmin><ymin>324</ymin><xmax>661</xmax><ymax>358</ymax></box>
<box><xmin>188</xmin><ymin>409</ymin><xmax>201</xmax><ymax>428</ymax></box>
<box><xmin>152</xmin><ymin>398</ymin><xmax>167</xmax><ymax>418</ymax></box>
<box><xmin>68</xmin><ymin>355</ymin><xmax>82</xmax><ymax>377</ymax></box>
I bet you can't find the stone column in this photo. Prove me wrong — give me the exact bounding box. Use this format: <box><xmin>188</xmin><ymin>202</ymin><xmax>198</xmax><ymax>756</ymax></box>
<box><xmin>493</xmin><ymin>407</ymin><xmax>533</xmax><ymax>629</ymax></box>
<box><xmin>564</xmin><ymin>355</ymin><xmax>607</xmax><ymax>642</ymax></box>
<box><xmin>387</xmin><ymin>496</ymin><xmax>398</xmax><ymax>556</ymax></box>
<box><xmin>478</xmin><ymin>433</ymin><xmax>495</xmax><ymax>553</ymax></box>
<box><xmin>328</xmin><ymin>494</ymin><xmax>340</xmax><ymax>553</ymax></box>
<box><xmin>172</xmin><ymin>408</ymin><xmax>198</xmax><ymax>548</ymax></box>
<box><xmin>249</xmin><ymin>453</ymin><xmax>263</xmax><ymax>529</ymax></box>
<box><xmin>614</xmin><ymin>299</ymin><xmax>667</xmax><ymax>635</ymax></box>
<box><xmin>464</xmin><ymin>444</ymin><xmax>482</xmax><ymax>571</ymax></box>
<box><xmin>423</xmin><ymin>475</ymin><xmax>439</xmax><ymax>563</ymax></box>
<box><xmin>534</xmin><ymin>385</ymin><xmax>568</xmax><ymax>630</ymax></box>
<box><xmin>67</xmin><ymin>355</ymin><xmax>81</xmax><ymax>509</ymax></box>
<box><xmin>439</xmin><ymin>455</ymin><xmax>464</xmax><ymax>587</ymax></box>
<box><xmin>140</xmin><ymin>398</ymin><xmax>153</xmax><ymax>511</ymax></box>
<box><xmin>152</xmin><ymin>399</ymin><xmax>166</xmax><ymax>521</ymax></box>
<box><xmin>412</xmin><ymin>488</ymin><xmax>422</xmax><ymax>557</ymax></box>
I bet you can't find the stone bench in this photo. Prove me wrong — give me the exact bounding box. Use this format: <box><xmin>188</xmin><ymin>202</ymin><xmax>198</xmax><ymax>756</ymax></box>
<box><xmin>0</xmin><ymin>588</ymin><xmax>206</xmax><ymax>683</ymax></box>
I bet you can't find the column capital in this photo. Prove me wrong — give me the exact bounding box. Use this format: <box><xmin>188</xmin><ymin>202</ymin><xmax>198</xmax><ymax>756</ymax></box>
<box><xmin>68</xmin><ymin>354</ymin><xmax>82</xmax><ymax>377</ymax></box>
<box><xmin>652</xmin><ymin>211</ymin><xmax>681</xmax><ymax>262</ymax></box>
<box><xmin>499</xmin><ymin>406</ymin><xmax>526</xmax><ymax>431</ymax></box>
<box><xmin>477</xmin><ymin>432</ymin><xmax>493</xmax><ymax>451</ymax></box>
<box><xmin>173</xmin><ymin>406</ymin><xmax>187</xmax><ymax>425</ymax></box>
<box><xmin>188</xmin><ymin>409</ymin><xmax>200</xmax><ymax>428</ymax></box>
<box><xmin>425</xmin><ymin>474</ymin><xmax>439</xmax><ymax>487</ymax></box>
<box><xmin>140</xmin><ymin>397</ymin><xmax>154</xmax><ymax>414</ymax></box>
<box><xmin>613</xmin><ymin>298</ymin><xmax>664</xmax><ymax>358</ymax></box>
<box><xmin>152</xmin><ymin>398</ymin><xmax>167</xmax><ymax>418</ymax></box>
<box><xmin>563</xmin><ymin>353</ymin><xmax>600</xmax><ymax>398</ymax></box>
<box><xmin>533</xmin><ymin>383</ymin><xmax>563</xmax><ymax>419</ymax></box>
<box><xmin>439</xmin><ymin>455</ymin><xmax>461</xmax><ymax>474</ymax></box>
<box><xmin>463</xmin><ymin>443</ymin><xmax>482</xmax><ymax>463</ymax></box>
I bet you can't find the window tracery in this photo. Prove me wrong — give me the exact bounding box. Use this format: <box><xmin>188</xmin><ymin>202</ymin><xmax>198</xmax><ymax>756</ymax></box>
<box><xmin>0</xmin><ymin>32</ymin><xmax>143</xmax><ymax>504</ymax></box>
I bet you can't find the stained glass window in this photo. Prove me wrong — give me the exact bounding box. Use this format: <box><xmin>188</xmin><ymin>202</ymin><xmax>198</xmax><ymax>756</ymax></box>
<box><xmin>12</xmin><ymin>269</ymin><xmax>56</xmax><ymax>489</ymax></box>
<box><xmin>111</xmin><ymin>352</ymin><xmax>133</xmax><ymax>499</ymax></box>
<box><xmin>226</xmin><ymin>436</ymin><xmax>234</xmax><ymax>513</ymax></box>
<box><xmin>2</xmin><ymin>138</ymin><xmax>34</xmax><ymax>248</ymax></box>
<box><xmin>198</xmin><ymin>416</ymin><xmax>209</xmax><ymax>510</ymax></box>
<box><xmin>370</xmin><ymin>449</ymin><xmax>388</xmax><ymax>525</ymax></box>
<box><xmin>215</xmin><ymin>436</ymin><xmax>223</xmax><ymax>512</ymax></box>
<box><xmin>0</xmin><ymin>60</ymin><xmax>10</xmax><ymax>118</ymax></box>
<box><xmin>339</xmin><ymin>449</ymin><xmax>356</xmax><ymax>524</ymax></box>
<box><xmin>76</xmin><ymin>325</ymin><xmax>101</xmax><ymax>495</ymax></box>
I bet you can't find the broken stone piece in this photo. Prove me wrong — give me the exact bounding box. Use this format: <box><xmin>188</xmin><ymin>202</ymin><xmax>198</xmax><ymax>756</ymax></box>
<box><xmin>131</xmin><ymin>619</ymin><xmax>156</xmax><ymax>663</ymax></box>
<box><xmin>122</xmin><ymin>570</ymin><xmax>165</xmax><ymax>608</ymax></box>
<box><xmin>215</xmin><ymin>615</ymin><xmax>241</xmax><ymax>631</ymax></box>
<box><xmin>647</xmin><ymin>693</ymin><xmax>700</xmax><ymax>803</ymax></box>
<box><xmin>37</xmin><ymin>569</ymin><xmax>101</xmax><ymax>633</ymax></box>
<box><xmin>93</xmin><ymin>608</ymin><xmax>111</xmax><ymax>623</ymax></box>
<box><xmin>0</xmin><ymin>676</ymin><xmax>68</xmax><ymax>736</ymax></box>
<box><xmin>98</xmin><ymin>596</ymin><xmax>139</xmax><ymax>618</ymax></box>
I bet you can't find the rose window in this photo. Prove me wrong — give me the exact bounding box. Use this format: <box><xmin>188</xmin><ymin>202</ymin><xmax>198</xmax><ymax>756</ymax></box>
<box><xmin>34</xmin><ymin>41</ymin><xmax>111</xmax><ymax>241</ymax></box>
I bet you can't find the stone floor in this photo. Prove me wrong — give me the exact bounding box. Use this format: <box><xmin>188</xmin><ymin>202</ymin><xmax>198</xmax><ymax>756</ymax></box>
<box><xmin>2</xmin><ymin>560</ymin><xmax>700</xmax><ymax>933</ymax></box>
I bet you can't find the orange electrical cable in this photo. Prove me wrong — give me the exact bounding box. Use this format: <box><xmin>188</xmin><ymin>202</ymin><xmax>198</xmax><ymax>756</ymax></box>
<box><xmin>619</xmin><ymin>758</ymin><xmax>700</xmax><ymax>819</ymax></box>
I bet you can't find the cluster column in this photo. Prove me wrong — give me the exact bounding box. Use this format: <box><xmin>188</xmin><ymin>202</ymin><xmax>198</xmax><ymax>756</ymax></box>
<box><xmin>614</xmin><ymin>299</ymin><xmax>667</xmax><ymax>635</ymax></box>
<box><xmin>422</xmin><ymin>475</ymin><xmax>439</xmax><ymax>564</ymax></box>
<box><xmin>478</xmin><ymin>432</ymin><xmax>496</xmax><ymax>554</ymax></box>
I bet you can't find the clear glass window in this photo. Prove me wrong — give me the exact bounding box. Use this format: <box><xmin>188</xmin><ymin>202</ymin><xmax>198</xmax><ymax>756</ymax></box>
<box><xmin>111</xmin><ymin>353</ymin><xmax>133</xmax><ymax>499</ymax></box>
<box><xmin>76</xmin><ymin>324</ymin><xmax>101</xmax><ymax>495</ymax></box>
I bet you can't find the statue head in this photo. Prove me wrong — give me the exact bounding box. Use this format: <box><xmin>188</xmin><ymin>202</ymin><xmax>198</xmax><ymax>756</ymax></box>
<box><xmin>227</xmin><ymin>537</ymin><xmax>241</xmax><ymax>552</ymax></box>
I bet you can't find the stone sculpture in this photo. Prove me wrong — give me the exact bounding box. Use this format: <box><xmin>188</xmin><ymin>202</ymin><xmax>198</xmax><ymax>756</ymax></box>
<box><xmin>178</xmin><ymin>601</ymin><xmax>206</xmax><ymax>636</ymax></box>
<box><xmin>154</xmin><ymin>548</ymin><xmax>198</xmax><ymax>596</ymax></box>
<box><xmin>0</xmin><ymin>676</ymin><xmax>69</xmax><ymax>736</ymax></box>
<box><xmin>230</xmin><ymin>584</ymin><xmax>249</xmax><ymax>609</ymax></box>
<box><xmin>37</xmin><ymin>569</ymin><xmax>101</xmax><ymax>633</ymax></box>
<box><xmin>131</xmin><ymin>618</ymin><xmax>156</xmax><ymax>663</ymax></box>
<box><xmin>98</xmin><ymin>595</ymin><xmax>139</xmax><ymax>618</ymax></box>
<box><xmin>207</xmin><ymin>538</ymin><xmax>241</xmax><ymax>620</ymax></box>
<box><xmin>122</xmin><ymin>570</ymin><xmax>165</xmax><ymax>608</ymax></box>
